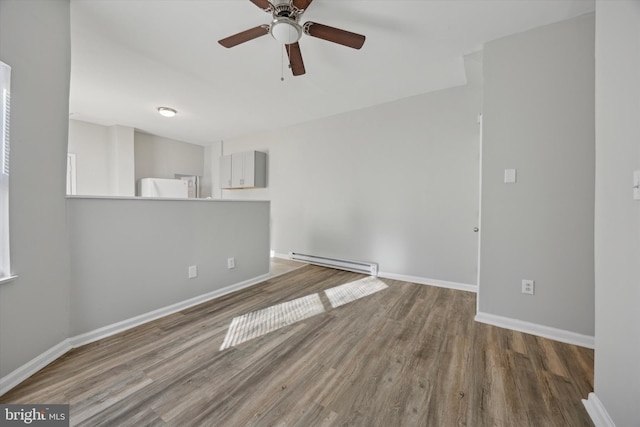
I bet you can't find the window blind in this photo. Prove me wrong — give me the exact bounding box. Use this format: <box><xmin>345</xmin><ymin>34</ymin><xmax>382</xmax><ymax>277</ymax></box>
<box><xmin>0</xmin><ymin>61</ymin><xmax>12</xmax><ymax>279</ymax></box>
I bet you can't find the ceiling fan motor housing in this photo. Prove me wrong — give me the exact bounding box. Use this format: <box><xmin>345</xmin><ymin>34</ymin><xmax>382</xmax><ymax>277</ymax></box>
<box><xmin>273</xmin><ymin>2</ymin><xmax>300</xmax><ymax>18</ymax></box>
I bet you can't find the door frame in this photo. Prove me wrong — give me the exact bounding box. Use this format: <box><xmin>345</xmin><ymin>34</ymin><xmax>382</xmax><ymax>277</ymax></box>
<box><xmin>476</xmin><ymin>112</ymin><xmax>483</xmax><ymax>314</ymax></box>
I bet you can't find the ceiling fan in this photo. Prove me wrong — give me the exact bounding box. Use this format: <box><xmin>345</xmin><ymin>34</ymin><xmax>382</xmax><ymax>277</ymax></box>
<box><xmin>218</xmin><ymin>0</ymin><xmax>366</xmax><ymax>77</ymax></box>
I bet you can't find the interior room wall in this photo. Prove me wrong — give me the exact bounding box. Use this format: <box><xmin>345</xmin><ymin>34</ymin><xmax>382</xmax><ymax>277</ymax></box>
<box><xmin>68</xmin><ymin>122</ymin><xmax>205</xmax><ymax>197</ymax></box>
<box><xmin>593</xmin><ymin>1</ymin><xmax>640</xmax><ymax>425</ymax></box>
<box><xmin>220</xmin><ymin>54</ymin><xmax>482</xmax><ymax>287</ymax></box>
<box><xmin>202</xmin><ymin>141</ymin><xmax>222</xmax><ymax>199</ymax></box>
<box><xmin>68</xmin><ymin>119</ymin><xmax>135</xmax><ymax>197</ymax></box>
<box><xmin>0</xmin><ymin>0</ymin><xmax>72</xmax><ymax>378</ymax></box>
<box><xmin>134</xmin><ymin>131</ymin><xmax>204</xmax><ymax>185</ymax></box>
<box><xmin>202</xmin><ymin>145</ymin><xmax>212</xmax><ymax>198</ymax></box>
<box><xmin>108</xmin><ymin>125</ymin><xmax>135</xmax><ymax>196</ymax></box>
<box><xmin>67</xmin><ymin>198</ymin><xmax>270</xmax><ymax>336</ymax></box>
<box><xmin>68</xmin><ymin>119</ymin><xmax>111</xmax><ymax>195</ymax></box>
<box><xmin>478</xmin><ymin>14</ymin><xmax>595</xmax><ymax>336</ymax></box>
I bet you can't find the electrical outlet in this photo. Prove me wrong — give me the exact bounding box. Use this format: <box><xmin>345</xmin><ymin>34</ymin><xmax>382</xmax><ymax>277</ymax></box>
<box><xmin>227</xmin><ymin>257</ymin><xmax>235</xmax><ymax>269</ymax></box>
<box><xmin>188</xmin><ymin>265</ymin><xmax>198</xmax><ymax>279</ymax></box>
<box><xmin>522</xmin><ymin>279</ymin><xmax>535</xmax><ymax>295</ymax></box>
<box><xmin>504</xmin><ymin>169</ymin><xmax>517</xmax><ymax>184</ymax></box>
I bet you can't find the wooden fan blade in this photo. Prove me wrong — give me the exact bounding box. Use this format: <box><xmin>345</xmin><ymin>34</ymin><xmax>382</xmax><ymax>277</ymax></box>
<box><xmin>304</xmin><ymin>22</ymin><xmax>365</xmax><ymax>49</ymax></box>
<box><xmin>218</xmin><ymin>25</ymin><xmax>269</xmax><ymax>48</ymax></box>
<box><xmin>292</xmin><ymin>0</ymin><xmax>314</xmax><ymax>11</ymax></box>
<box><xmin>250</xmin><ymin>0</ymin><xmax>272</xmax><ymax>11</ymax></box>
<box><xmin>286</xmin><ymin>42</ymin><xmax>306</xmax><ymax>76</ymax></box>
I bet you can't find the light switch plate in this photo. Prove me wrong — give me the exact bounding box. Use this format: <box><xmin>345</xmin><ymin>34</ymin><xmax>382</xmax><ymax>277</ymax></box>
<box><xmin>634</xmin><ymin>170</ymin><xmax>640</xmax><ymax>200</ymax></box>
<box><xmin>504</xmin><ymin>169</ymin><xmax>517</xmax><ymax>184</ymax></box>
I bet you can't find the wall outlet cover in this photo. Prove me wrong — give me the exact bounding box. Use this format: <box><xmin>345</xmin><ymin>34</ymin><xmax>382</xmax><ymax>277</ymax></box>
<box><xmin>633</xmin><ymin>170</ymin><xmax>640</xmax><ymax>200</ymax></box>
<box><xmin>188</xmin><ymin>265</ymin><xmax>198</xmax><ymax>279</ymax></box>
<box><xmin>227</xmin><ymin>257</ymin><xmax>235</xmax><ymax>269</ymax></box>
<box><xmin>522</xmin><ymin>279</ymin><xmax>535</xmax><ymax>295</ymax></box>
<box><xmin>504</xmin><ymin>169</ymin><xmax>517</xmax><ymax>184</ymax></box>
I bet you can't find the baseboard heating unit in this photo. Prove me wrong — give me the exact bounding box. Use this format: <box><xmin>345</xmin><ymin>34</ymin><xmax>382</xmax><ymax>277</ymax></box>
<box><xmin>289</xmin><ymin>252</ymin><xmax>378</xmax><ymax>276</ymax></box>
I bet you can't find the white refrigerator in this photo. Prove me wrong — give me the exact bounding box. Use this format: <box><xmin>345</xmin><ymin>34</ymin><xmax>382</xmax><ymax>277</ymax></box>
<box><xmin>138</xmin><ymin>178</ymin><xmax>189</xmax><ymax>198</ymax></box>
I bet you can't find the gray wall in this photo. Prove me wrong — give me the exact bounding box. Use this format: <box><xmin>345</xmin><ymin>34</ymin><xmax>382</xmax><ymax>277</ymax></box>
<box><xmin>68</xmin><ymin>122</ymin><xmax>204</xmax><ymax>196</ymax></box>
<box><xmin>202</xmin><ymin>141</ymin><xmax>222</xmax><ymax>200</ymax></box>
<box><xmin>0</xmin><ymin>0</ymin><xmax>72</xmax><ymax>377</ymax></box>
<box><xmin>479</xmin><ymin>14</ymin><xmax>595</xmax><ymax>335</ymax></box>
<box><xmin>108</xmin><ymin>125</ymin><xmax>135</xmax><ymax>197</ymax></box>
<box><xmin>594</xmin><ymin>1</ymin><xmax>640</xmax><ymax>425</ymax></box>
<box><xmin>67</xmin><ymin>198</ymin><xmax>270</xmax><ymax>335</ymax></box>
<box><xmin>135</xmin><ymin>131</ymin><xmax>204</xmax><ymax>183</ymax></box>
<box><xmin>68</xmin><ymin>119</ymin><xmax>111</xmax><ymax>195</ymax></box>
<box><xmin>221</xmin><ymin>54</ymin><xmax>482</xmax><ymax>286</ymax></box>
<box><xmin>67</xmin><ymin>119</ymin><xmax>136</xmax><ymax>197</ymax></box>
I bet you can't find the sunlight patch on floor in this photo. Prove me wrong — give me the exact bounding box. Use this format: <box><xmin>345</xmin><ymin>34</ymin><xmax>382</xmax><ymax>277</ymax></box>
<box><xmin>324</xmin><ymin>276</ymin><xmax>389</xmax><ymax>308</ymax></box>
<box><xmin>220</xmin><ymin>293</ymin><xmax>325</xmax><ymax>350</ymax></box>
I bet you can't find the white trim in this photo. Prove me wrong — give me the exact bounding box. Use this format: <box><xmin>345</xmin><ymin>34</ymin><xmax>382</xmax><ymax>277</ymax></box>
<box><xmin>0</xmin><ymin>274</ymin><xmax>17</xmax><ymax>285</ymax></box>
<box><xmin>66</xmin><ymin>195</ymin><xmax>270</xmax><ymax>203</ymax></box>
<box><xmin>274</xmin><ymin>255</ymin><xmax>476</xmax><ymax>293</ymax></box>
<box><xmin>476</xmin><ymin>111</ymin><xmax>483</xmax><ymax>314</ymax></box>
<box><xmin>66</xmin><ymin>153</ymin><xmax>77</xmax><ymax>195</ymax></box>
<box><xmin>271</xmin><ymin>252</ymin><xmax>291</xmax><ymax>260</ymax></box>
<box><xmin>378</xmin><ymin>271</ymin><xmax>477</xmax><ymax>293</ymax></box>
<box><xmin>69</xmin><ymin>273</ymin><xmax>270</xmax><ymax>348</ymax></box>
<box><xmin>474</xmin><ymin>311</ymin><xmax>594</xmax><ymax>349</ymax></box>
<box><xmin>582</xmin><ymin>393</ymin><xmax>616</xmax><ymax>427</ymax></box>
<box><xmin>0</xmin><ymin>273</ymin><xmax>270</xmax><ymax>396</ymax></box>
<box><xmin>0</xmin><ymin>339</ymin><xmax>72</xmax><ymax>397</ymax></box>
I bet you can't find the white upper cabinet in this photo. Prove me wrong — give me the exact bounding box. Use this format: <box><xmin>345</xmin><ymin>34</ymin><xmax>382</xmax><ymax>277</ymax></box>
<box><xmin>220</xmin><ymin>151</ymin><xmax>266</xmax><ymax>189</ymax></box>
<box><xmin>220</xmin><ymin>154</ymin><xmax>233</xmax><ymax>189</ymax></box>
<box><xmin>231</xmin><ymin>152</ymin><xmax>246</xmax><ymax>188</ymax></box>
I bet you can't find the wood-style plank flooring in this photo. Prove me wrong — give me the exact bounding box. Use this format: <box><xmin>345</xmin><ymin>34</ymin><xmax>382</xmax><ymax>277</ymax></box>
<box><xmin>0</xmin><ymin>265</ymin><xmax>594</xmax><ymax>426</ymax></box>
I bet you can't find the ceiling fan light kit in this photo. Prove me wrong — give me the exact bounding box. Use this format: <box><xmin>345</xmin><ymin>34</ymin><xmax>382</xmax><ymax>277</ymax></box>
<box><xmin>271</xmin><ymin>17</ymin><xmax>302</xmax><ymax>44</ymax></box>
<box><xmin>218</xmin><ymin>0</ymin><xmax>366</xmax><ymax>76</ymax></box>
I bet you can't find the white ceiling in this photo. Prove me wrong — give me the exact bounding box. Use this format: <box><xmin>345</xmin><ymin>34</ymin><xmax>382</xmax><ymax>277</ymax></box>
<box><xmin>69</xmin><ymin>0</ymin><xmax>595</xmax><ymax>146</ymax></box>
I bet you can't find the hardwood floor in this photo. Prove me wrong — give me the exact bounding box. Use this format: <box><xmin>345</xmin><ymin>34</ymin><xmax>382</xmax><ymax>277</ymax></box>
<box><xmin>267</xmin><ymin>257</ymin><xmax>306</xmax><ymax>278</ymax></box>
<box><xmin>0</xmin><ymin>265</ymin><xmax>594</xmax><ymax>426</ymax></box>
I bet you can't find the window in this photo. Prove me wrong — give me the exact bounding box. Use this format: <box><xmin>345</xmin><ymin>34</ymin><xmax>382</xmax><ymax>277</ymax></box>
<box><xmin>1</xmin><ymin>61</ymin><xmax>12</xmax><ymax>280</ymax></box>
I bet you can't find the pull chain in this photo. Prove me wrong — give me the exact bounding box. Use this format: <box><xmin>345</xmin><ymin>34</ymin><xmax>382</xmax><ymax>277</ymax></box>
<box><xmin>281</xmin><ymin>45</ymin><xmax>285</xmax><ymax>82</ymax></box>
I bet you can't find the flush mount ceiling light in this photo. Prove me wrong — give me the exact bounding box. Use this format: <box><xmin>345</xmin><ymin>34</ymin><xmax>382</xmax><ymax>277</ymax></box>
<box><xmin>157</xmin><ymin>107</ymin><xmax>177</xmax><ymax>117</ymax></box>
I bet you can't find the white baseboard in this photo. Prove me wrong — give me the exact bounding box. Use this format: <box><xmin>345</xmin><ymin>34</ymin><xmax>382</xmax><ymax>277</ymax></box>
<box><xmin>271</xmin><ymin>252</ymin><xmax>291</xmax><ymax>260</ymax></box>
<box><xmin>378</xmin><ymin>271</ymin><xmax>477</xmax><ymax>293</ymax></box>
<box><xmin>474</xmin><ymin>311</ymin><xmax>594</xmax><ymax>349</ymax></box>
<box><xmin>582</xmin><ymin>393</ymin><xmax>616</xmax><ymax>427</ymax></box>
<box><xmin>274</xmin><ymin>253</ymin><xmax>476</xmax><ymax>294</ymax></box>
<box><xmin>0</xmin><ymin>339</ymin><xmax>72</xmax><ymax>397</ymax></box>
<box><xmin>70</xmin><ymin>273</ymin><xmax>270</xmax><ymax>348</ymax></box>
<box><xmin>1</xmin><ymin>273</ymin><xmax>270</xmax><ymax>396</ymax></box>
